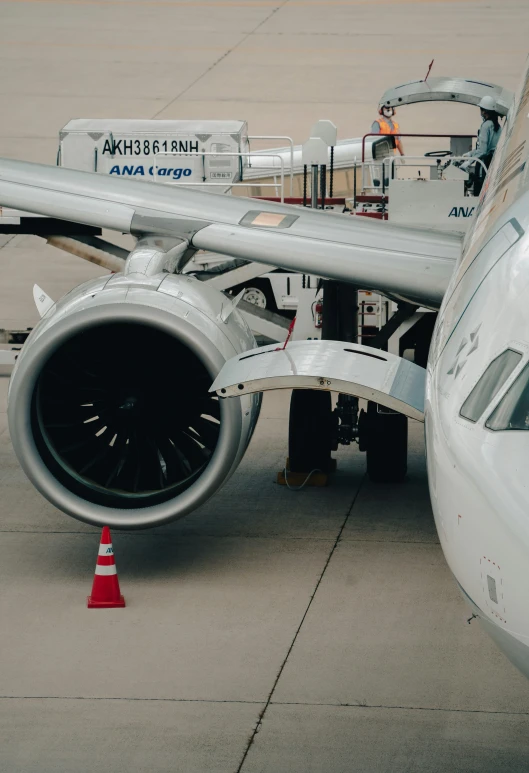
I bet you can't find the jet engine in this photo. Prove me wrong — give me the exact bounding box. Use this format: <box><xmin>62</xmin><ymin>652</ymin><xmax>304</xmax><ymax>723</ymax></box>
<box><xmin>8</xmin><ymin>271</ymin><xmax>260</xmax><ymax>529</ymax></box>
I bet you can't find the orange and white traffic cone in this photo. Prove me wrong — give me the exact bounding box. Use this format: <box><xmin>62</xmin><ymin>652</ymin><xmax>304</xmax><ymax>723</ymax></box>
<box><xmin>87</xmin><ymin>526</ymin><xmax>126</xmax><ymax>608</ymax></box>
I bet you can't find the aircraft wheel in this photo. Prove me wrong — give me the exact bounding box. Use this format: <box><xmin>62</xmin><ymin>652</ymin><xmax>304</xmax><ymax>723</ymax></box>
<box><xmin>360</xmin><ymin>402</ymin><xmax>408</xmax><ymax>483</ymax></box>
<box><xmin>288</xmin><ymin>389</ymin><xmax>335</xmax><ymax>473</ymax></box>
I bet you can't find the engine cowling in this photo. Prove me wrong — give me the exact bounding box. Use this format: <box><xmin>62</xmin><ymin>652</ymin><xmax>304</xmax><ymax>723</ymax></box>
<box><xmin>8</xmin><ymin>272</ymin><xmax>260</xmax><ymax>529</ymax></box>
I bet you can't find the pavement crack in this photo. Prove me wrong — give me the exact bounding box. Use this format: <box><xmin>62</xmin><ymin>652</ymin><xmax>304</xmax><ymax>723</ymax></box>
<box><xmin>0</xmin><ymin>529</ymin><xmax>339</xmax><ymax>540</ymax></box>
<box><xmin>0</xmin><ymin>695</ymin><xmax>263</xmax><ymax>705</ymax></box>
<box><xmin>0</xmin><ymin>235</ymin><xmax>17</xmax><ymax>250</ymax></box>
<box><xmin>2</xmin><ymin>695</ymin><xmax>527</xmax><ymax>718</ymax></box>
<box><xmin>236</xmin><ymin>473</ymin><xmax>366</xmax><ymax>772</ymax></box>
<box><xmin>0</xmin><ymin>529</ymin><xmax>438</xmax><ymax>545</ymax></box>
<box><xmin>269</xmin><ymin>700</ymin><xmax>529</xmax><ymax>716</ymax></box>
<box><xmin>151</xmin><ymin>0</ymin><xmax>289</xmax><ymax>118</ymax></box>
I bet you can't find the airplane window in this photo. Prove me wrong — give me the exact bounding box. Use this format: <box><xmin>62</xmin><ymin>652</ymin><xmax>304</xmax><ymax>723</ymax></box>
<box><xmin>486</xmin><ymin>363</ymin><xmax>529</xmax><ymax>430</ymax></box>
<box><xmin>460</xmin><ymin>349</ymin><xmax>522</xmax><ymax>423</ymax></box>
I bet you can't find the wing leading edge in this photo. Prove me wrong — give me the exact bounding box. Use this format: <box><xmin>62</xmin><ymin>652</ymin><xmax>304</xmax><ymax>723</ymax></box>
<box><xmin>0</xmin><ymin>157</ymin><xmax>461</xmax><ymax>308</ymax></box>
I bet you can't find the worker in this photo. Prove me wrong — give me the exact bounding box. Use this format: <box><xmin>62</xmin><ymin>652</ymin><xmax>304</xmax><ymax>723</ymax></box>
<box><xmin>372</xmin><ymin>106</ymin><xmax>405</xmax><ymax>156</ymax></box>
<box><xmin>370</xmin><ymin>106</ymin><xmax>404</xmax><ymax>190</ymax></box>
<box><xmin>459</xmin><ymin>95</ymin><xmax>503</xmax><ymax>194</ymax></box>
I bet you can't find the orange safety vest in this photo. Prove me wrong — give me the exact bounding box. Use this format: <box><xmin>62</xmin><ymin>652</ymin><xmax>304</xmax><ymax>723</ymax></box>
<box><xmin>375</xmin><ymin>117</ymin><xmax>401</xmax><ymax>154</ymax></box>
<box><xmin>375</xmin><ymin>117</ymin><xmax>400</xmax><ymax>135</ymax></box>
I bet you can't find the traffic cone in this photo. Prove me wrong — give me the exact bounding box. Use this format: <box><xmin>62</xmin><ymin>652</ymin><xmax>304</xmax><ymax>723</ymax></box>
<box><xmin>87</xmin><ymin>526</ymin><xmax>126</xmax><ymax>608</ymax></box>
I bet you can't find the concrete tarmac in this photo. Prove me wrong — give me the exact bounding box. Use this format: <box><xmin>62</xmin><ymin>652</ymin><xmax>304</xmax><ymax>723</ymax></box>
<box><xmin>2</xmin><ymin>1</ymin><xmax>529</xmax><ymax>771</ymax></box>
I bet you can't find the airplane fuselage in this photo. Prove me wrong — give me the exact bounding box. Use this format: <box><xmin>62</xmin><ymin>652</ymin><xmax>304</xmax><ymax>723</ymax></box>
<box><xmin>427</xmin><ymin>76</ymin><xmax>529</xmax><ymax>673</ymax></box>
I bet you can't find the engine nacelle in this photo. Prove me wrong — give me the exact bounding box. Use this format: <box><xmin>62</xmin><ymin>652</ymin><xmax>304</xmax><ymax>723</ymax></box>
<box><xmin>8</xmin><ymin>272</ymin><xmax>260</xmax><ymax>529</ymax></box>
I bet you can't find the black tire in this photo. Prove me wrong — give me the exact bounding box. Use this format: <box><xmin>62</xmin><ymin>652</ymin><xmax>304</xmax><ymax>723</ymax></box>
<box><xmin>361</xmin><ymin>402</ymin><xmax>408</xmax><ymax>483</ymax></box>
<box><xmin>288</xmin><ymin>390</ymin><xmax>334</xmax><ymax>473</ymax></box>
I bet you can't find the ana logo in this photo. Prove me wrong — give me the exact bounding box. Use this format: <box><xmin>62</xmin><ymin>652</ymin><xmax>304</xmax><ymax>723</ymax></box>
<box><xmin>109</xmin><ymin>165</ymin><xmax>192</xmax><ymax>180</ymax></box>
<box><xmin>448</xmin><ymin>206</ymin><xmax>475</xmax><ymax>218</ymax></box>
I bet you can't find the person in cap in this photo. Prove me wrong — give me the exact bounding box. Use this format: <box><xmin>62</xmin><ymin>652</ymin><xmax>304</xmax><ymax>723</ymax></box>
<box><xmin>459</xmin><ymin>95</ymin><xmax>503</xmax><ymax>193</ymax></box>
<box><xmin>372</xmin><ymin>106</ymin><xmax>405</xmax><ymax>156</ymax></box>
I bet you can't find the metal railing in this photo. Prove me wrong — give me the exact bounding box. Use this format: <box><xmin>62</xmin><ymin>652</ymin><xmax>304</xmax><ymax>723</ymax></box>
<box><xmin>359</xmin><ymin>154</ymin><xmax>488</xmax><ymax>196</ymax></box>
<box><xmin>360</xmin><ymin>132</ymin><xmax>476</xmax><ymax>163</ymax></box>
<box><xmin>382</xmin><ymin>154</ymin><xmax>488</xmax><ymax>180</ymax></box>
<box><xmin>247</xmin><ymin>135</ymin><xmax>294</xmax><ymax>197</ymax></box>
<box><xmin>152</xmin><ymin>151</ymin><xmax>287</xmax><ymax>202</ymax></box>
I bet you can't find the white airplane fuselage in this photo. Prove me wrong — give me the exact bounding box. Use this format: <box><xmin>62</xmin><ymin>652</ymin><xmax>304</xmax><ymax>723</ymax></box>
<box><xmin>427</xmin><ymin>84</ymin><xmax>529</xmax><ymax>674</ymax></box>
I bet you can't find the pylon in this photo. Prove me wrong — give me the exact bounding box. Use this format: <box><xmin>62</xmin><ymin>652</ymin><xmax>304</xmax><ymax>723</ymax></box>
<box><xmin>87</xmin><ymin>526</ymin><xmax>126</xmax><ymax>608</ymax></box>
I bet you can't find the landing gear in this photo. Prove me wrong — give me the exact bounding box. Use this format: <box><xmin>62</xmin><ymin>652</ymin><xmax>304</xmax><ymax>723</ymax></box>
<box><xmin>284</xmin><ymin>281</ymin><xmax>414</xmax><ymax>486</ymax></box>
<box><xmin>288</xmin><ymin>389</ymin><xmax>336</xmax><ymax>474</ymax></box>
<box><xmin>359</xmin><ymin>402</ymin><xmax>408</xmax><ymax>483</ymax></box>
<box><xmin>285</xmin><ymin>281</ymin><xmax>356</xmax><ymax>479</ymax></box>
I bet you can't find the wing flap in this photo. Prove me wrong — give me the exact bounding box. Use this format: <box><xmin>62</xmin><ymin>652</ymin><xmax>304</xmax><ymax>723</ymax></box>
<box><xmin>193</xmin><ymin>222</ymin><xmax>454</xmax><ymax>308</ymax></box>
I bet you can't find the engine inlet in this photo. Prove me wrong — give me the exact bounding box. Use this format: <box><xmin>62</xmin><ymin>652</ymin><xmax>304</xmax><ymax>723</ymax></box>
<box><xmin>31</xmin><ymin>322</ymin><xmax>221</xmax><ymax>509</ymax></box>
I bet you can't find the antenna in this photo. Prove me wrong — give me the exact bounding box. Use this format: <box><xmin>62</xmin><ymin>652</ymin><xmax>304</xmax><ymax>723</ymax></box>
<box><xmin>424</xmin><ymin>59</ymin><xmax>434</xmax><ymax>82</ymax></box>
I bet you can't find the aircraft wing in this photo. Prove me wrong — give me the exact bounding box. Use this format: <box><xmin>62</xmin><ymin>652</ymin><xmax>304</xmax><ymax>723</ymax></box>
<box><xmin>0</xmin><ymin>157</ymin><xmax>462</xmax><ymax>308</ymax></box>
